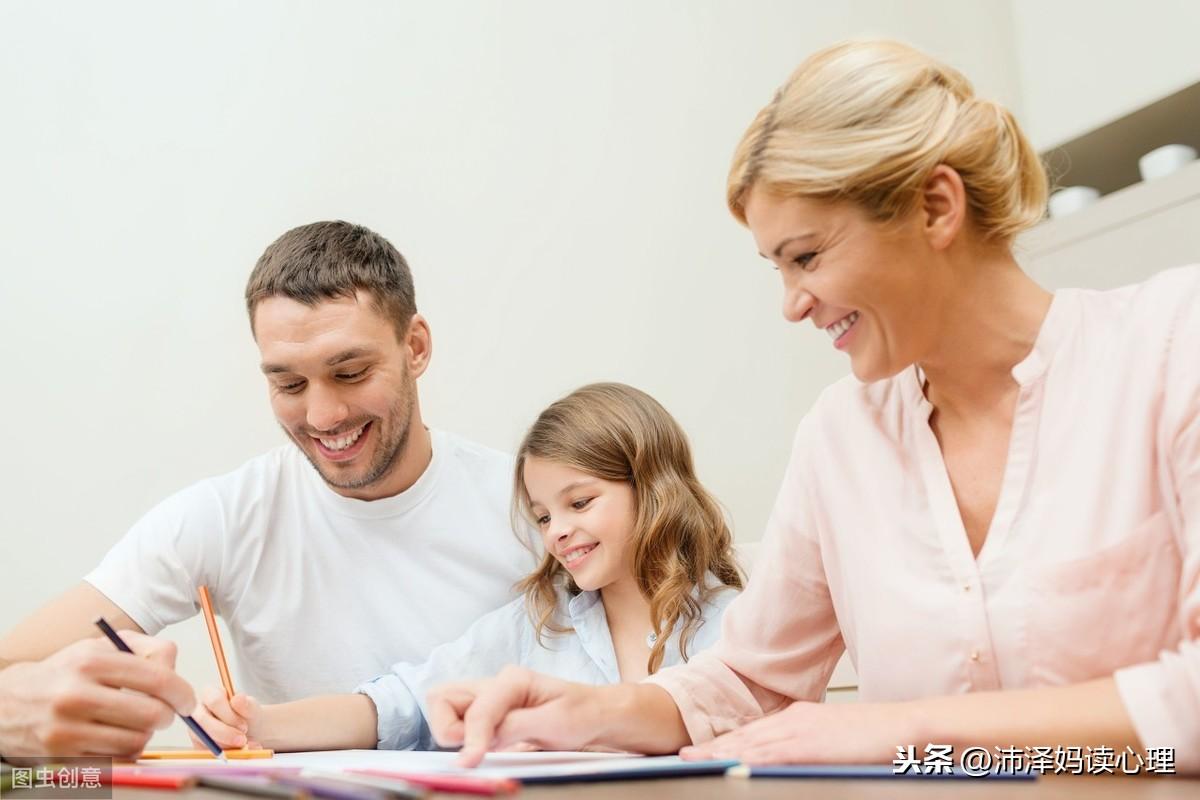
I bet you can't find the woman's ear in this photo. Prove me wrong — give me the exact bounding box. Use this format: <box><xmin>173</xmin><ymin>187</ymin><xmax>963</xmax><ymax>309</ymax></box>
<box><xmin>920</xmin><ymin>164</ymin><xmax>967</xmax><ymax>251</ymax></box>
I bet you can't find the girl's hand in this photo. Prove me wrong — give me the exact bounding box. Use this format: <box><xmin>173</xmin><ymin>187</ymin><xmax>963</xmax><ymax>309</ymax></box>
<box><xmin>680</xmin><ymin>700</ymin><xmax>917</xmax><ymax>765</ymax></box>
<box><xmin>190</xmin><ymin>689</ymin><xmax>263</xmax><ymax>750</ymax></box>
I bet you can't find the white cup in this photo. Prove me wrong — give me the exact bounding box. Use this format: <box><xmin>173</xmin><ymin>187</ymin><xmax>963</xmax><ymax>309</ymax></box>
<box><xmin>1138</xmin><ymin>144</ymin><xmax>1198</xmax><ymax>181</ymax></box>
<box><xmin>1047</xmin><ymin>185</ymin><xmax>1101</xmax><ymax>219</ymax></box>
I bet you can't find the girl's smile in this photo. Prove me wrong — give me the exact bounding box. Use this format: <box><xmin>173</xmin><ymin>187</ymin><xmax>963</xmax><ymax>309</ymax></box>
<box><xmin>523</xmin><ymin>458</ymin><xmax>638</xmax><ymax>595</ymax></box>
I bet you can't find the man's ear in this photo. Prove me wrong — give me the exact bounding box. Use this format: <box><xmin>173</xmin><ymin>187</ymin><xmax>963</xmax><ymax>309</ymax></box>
<box><xmin>404</xmin><ymin>313</ymin><xmax>432</xmax><ymax>379</ymax></box>
<box><xmin>921</xmin><ymin>164</ymin><xmax>967</xmax><ymax>251</ymax></box>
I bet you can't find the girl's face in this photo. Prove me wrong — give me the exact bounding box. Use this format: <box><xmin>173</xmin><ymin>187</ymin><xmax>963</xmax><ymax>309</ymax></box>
<box><xmin>523</xmin><ymin>457</ymin><xmax>638</xmax><ymax>593</ymax></box>
<box><xmin>743</xmin><ymin>187</ymin><xmax>947</xmax><ymax>383</ymax></box>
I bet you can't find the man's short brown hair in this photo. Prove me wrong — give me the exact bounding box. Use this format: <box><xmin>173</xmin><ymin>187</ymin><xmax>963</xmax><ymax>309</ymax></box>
<box><xmin>245</xmin><ymin>221</ymin><xmax>417</xmax><ymax>340</ymax></box>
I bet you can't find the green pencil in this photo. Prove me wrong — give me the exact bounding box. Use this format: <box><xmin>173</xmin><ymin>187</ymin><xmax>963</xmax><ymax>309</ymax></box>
<box><xmin>1</xmin><ymin>764</ymin><xmax>17</xmax><ymax>794</ymax></box>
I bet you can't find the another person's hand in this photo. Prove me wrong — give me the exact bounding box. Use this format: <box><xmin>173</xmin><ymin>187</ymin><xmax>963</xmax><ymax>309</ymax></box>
<box><xmin>679</xmin><ymin>700</ymin><xmax>914</xmax><ymax>764</ymax></box>
<box><xmin>0</xmin><ymin>632</ymin><xmax>195</xmax><ymax>757</ymax></box>
<box><xmin>191</xmin><ymin>689</ymin><xmax>263</xmax><ymax>750</ymax></box>
<box><xmin>427</xmin><ymin>666</ymin><xmax>604</xmax><ymax>767</ymax></box>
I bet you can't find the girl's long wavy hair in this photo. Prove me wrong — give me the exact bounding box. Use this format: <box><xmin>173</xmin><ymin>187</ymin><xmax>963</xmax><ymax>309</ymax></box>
<box><xmin>513</xmin><ymin>382</ymin><xmax>743</xmax><ymax>674</ymax></box>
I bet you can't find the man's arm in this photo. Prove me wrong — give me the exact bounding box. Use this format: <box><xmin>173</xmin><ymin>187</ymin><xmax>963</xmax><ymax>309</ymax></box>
<box><xmin>0</xmin><ymin>631</ymin><xmax>195</xmax><ymax>758</ymax></box>
<box><xmin>1</xmin><ymin>585</ymin><xmax>197</xmax><ymax>758</ymax></box>
<box><xmin>0</xmin><ymin>582</ymin><xmax>143</xmax><ymax>664</ymax></box>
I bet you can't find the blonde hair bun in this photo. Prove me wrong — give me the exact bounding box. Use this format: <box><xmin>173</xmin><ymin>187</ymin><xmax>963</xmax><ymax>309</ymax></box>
<box><xmin>728</xmin><ymin>39</ymin><xmax>1047</xmax><ymax>243</ymax></box>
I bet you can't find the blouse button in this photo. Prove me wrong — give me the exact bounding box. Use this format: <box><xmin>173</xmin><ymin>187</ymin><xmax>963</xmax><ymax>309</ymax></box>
<box><xmin>969</xmin><ymin>649</ymin><xmax>981</xmax><ymax>662</ymax></box>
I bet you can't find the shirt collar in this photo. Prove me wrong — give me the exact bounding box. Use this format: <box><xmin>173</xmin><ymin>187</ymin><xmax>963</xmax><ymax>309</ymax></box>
<box><xmin>562</xmin><ymin>574</ymin><xmax>723</xmax><ymax>672</ymax></box>
<box><xmin>299</xmin><ymin>427</ymin><xmax>445</xmax><ymax>519</ymax></box>
<box><xmin>903</xmin><ymin>288</ymin><xmax>1077</xmax><ymax>411</ymax></box>
<box><xmin>1009</xmin><ymin>288</ymin><xmax>1075</xmax><ymax>386</ymax></box>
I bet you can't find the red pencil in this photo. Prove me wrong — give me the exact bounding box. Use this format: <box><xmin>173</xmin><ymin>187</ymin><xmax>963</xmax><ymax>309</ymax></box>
<box><xmin>108</xmin><ymin>772</ymin><xmax>196</xmax><ymax>789</ymax></box>
<box><xmin>351</xmin><ymin>769</ymin><xmax>518</xmax><ymax>796</ymax></box>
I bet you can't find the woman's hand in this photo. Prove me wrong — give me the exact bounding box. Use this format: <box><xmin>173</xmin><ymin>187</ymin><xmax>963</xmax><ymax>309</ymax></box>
<box><xmin>680</xmin><ymin>700</ymin><xmax>918</xmax><ymax>765</ymax></box>
<box><xmin>427</xmin><ymin>666</ymin><xmax>604</xmax><ymax>767</ymax></box>
<box><xmin>190</xmin><ymin>689</ymin><xmax>263</xmax><ymax>750</ymax></box>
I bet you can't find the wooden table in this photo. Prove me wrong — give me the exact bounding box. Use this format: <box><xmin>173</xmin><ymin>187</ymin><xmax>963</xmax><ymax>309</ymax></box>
<box><xmin>8</xmin><ymin>774</ymin><xmax>1197</xmax><ymax>800</ymax></box>
<box><xmin>518</xmin><ymin>774</ymin><xmax>1198</xmax><ymax>799</ymax></box>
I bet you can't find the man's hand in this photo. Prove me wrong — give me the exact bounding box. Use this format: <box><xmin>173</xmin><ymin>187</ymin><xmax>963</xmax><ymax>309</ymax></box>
<box><xmin>0</xmin><ymin>633</ymin><xmax>195</xmax><ymax>757</ymax></box>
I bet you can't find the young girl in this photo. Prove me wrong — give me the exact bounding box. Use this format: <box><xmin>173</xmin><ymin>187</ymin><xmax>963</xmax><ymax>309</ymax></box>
<box><xmin>193</xmin><ymin>382</ymin><xmax>743</xmax><ymax>751</ymax></box>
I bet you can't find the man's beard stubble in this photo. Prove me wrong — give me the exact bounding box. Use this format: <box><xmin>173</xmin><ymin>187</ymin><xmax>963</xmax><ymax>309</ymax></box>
<box><xmin>285</xmin><ymin>383</ymin><xmax>414</xmax><ymax>492</ymax></box>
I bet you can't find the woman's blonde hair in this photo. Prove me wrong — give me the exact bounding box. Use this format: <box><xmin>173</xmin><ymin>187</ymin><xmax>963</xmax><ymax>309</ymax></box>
<box><xmin>514</xmin><ymin>382</ymin><xmax>743</xmax><ymax>674</ymax></box>
<box><xmin>727</xmin><ymin>39</ymin><xmax>1047</xmax><ymax>243</ymax></box>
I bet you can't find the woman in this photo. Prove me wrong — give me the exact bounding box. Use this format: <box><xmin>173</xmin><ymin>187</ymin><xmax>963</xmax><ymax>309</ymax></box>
<box><xmin>427</xmin><ymin>39</ymin><xmax>1199</xmax><ymax>772</ymax></box>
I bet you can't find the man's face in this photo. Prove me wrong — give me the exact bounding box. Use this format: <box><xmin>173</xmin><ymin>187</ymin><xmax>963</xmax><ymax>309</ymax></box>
<box><xmin>254</xmin><ymin>291</ymin><xmax>422</xmax><ymax>500</ymax></box>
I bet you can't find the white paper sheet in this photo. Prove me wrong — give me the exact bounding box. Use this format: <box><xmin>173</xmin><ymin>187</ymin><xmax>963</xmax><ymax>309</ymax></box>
<box><xmin>134</xmin><ymin>749</ymin><xmax>676</xmax><ymax>780</ymax></box>
<box><xmin>269</xmin><ymin>749</ymin><xmax>639</xmax><ymax>777</ymax></box>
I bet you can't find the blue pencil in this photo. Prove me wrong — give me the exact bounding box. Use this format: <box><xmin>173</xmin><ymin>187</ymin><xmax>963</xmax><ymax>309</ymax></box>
<box><xmin>726</xmin><ymin>764</ymin><xmax>1036</xmax><ymax>780</ymax></box>
<box><xmin>93</xmin><ymin>617</ymin><xmax>228</xmax><ymax>762</ymax></box>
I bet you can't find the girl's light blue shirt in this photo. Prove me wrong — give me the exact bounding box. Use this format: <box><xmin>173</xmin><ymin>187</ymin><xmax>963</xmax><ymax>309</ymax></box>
<box><xmin>356</xmin><ymin>581</ymin><xmax>739</xmax><ymax>750</ymax></box>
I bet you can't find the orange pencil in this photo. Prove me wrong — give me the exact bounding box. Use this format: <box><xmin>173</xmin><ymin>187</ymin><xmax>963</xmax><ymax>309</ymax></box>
<box><xmin>139</xmin><ymin>749</ymin><xmax>274</xmax><ymax>760</ymax></box>
<box><xmin>198</xmin><ymin>585</ymin><xmax>236</xmax><ymax>700</ymax></box>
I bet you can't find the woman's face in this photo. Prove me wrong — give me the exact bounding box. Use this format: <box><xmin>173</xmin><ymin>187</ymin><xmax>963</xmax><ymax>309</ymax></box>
<box><xmin>743</xmin><ymin>187</ymin><xmax>945</xmax><ymax>382</ymax></box>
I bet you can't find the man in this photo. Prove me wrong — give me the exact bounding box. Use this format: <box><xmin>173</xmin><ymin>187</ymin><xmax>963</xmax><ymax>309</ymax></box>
<box><xmin>0</xmin><ymin>221</ymin><xmax>534</xmax><ymax>757</ymax></box>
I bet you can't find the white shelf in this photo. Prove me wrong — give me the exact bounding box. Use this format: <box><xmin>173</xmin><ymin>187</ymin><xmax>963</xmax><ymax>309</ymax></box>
<box><xmin>1021</xmin><ymin>159</ymin><xmax>1200</xmax><ymax>259</ymax></box>
<box><xmin>1016</xmin><ymin>159</ymin><xmax>1200</xmax><ymax>291</ymax></box>
<box><xmin>1039</xmin><ymin>80</ymin><xmax>1200</xmax><ymax>195</ymax></box>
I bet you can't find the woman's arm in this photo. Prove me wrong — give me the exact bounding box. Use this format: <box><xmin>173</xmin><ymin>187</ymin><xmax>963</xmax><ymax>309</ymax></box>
<box><xmin>922</xmin><ymin>677</ymin><xmax>1138</xmax><ymax>752</ymax></box>
<box><xmin>680</xmin><ymin>677</ymin><xmax>1140</xmax><ymax>765</ymax></box>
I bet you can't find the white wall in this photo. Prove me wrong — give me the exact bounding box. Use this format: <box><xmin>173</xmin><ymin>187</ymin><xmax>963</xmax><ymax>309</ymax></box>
<box><xmin>0</xmin><ymin>0</ymin><xmax>1019</xmax><ymax>742</ymax></box>
<box><xmin>1010</xmin><ymin>0</ymin><xmax>1200</xmax><ymax>149</ymax></box>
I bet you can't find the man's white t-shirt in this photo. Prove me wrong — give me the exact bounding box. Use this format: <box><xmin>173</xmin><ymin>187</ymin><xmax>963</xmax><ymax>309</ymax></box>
<box><xmin>85</xmin><ymin>429</ymin><xmax>537</xmax><ymax>702</ymax></box>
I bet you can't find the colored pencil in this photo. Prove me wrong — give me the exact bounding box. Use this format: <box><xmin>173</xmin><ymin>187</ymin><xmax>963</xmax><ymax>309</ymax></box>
<box><xmin>273</xmin><ymin>775</ymin><xmax>394</xmax><ymax>800</ymax></box>
<box><xmin>114</xmin><ymin>766</ymin><xmax>294</xmax><ymax>778</ymax></box>
<box><xmin>199</xmin><ymin>585</ymin><xmax>237</xmax><ymax>700</ymax></box>
<box><xmin>109</xmin><ymin>772</ymin><xmax>196</xmax><ymax>789</ymax></box>
<box><xmin>301</xmin><ymin>769</ymin><xmax>426</xmax><ymax>799</ymax></box>
<box><xmin>726</xmin><ymin>764</ymin><xmax>1037</xmax><ymax>780</ymax></box>
<box><xmin>139</xmin><ymin>749</ymin><xmax>275</xmax><ymax>760</ymax></box>
<box><xmin>198</xmin><ymin>774</ymin><xmax>308</xmax><ymax>798</ymax></box>
<box><xmin>352</xmin><ymin>769</ymin><xmax>518</xmax><ymax>796</ymax></box>
<box><xmin>93</xmin><ymin>617</ymin><xmax>227</xmax><ymax>762</ymax></box>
